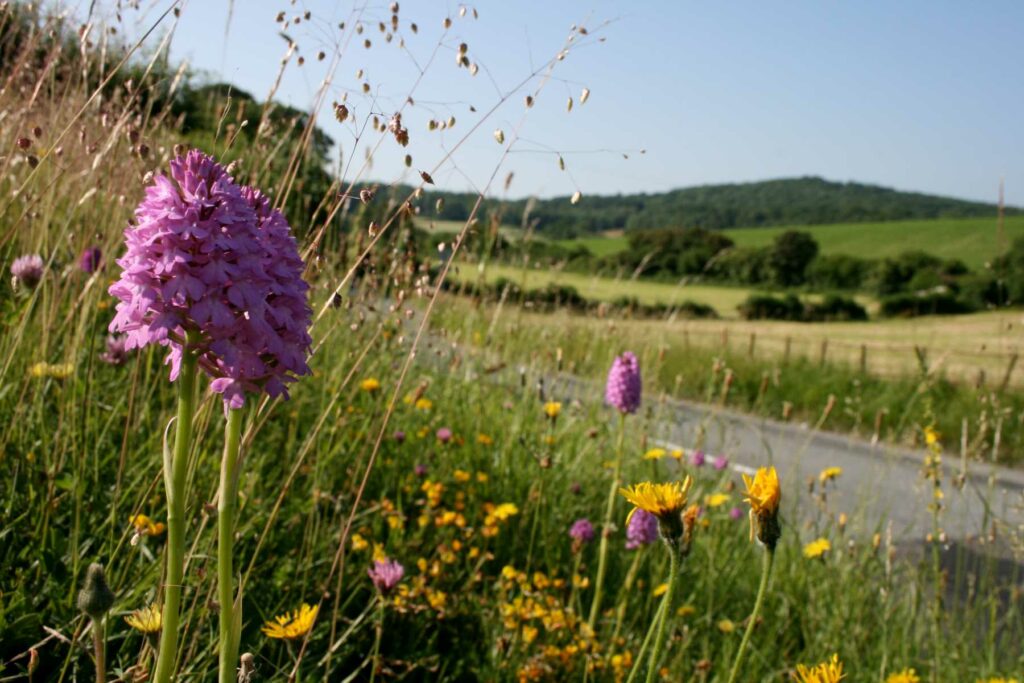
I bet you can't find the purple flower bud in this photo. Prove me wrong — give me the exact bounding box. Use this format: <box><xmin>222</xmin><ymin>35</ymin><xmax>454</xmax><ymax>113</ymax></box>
<box><xmin>713</xmin><ymin>455</ymin><xmax>729</xmax><ymax>471</ymax></box>
<box><xmin>78</xmin><ymin>246</ymin><xmax>102</xmax><ymax>274</ymax></box>
<box><xmin>569</xmin><ymin>518</ymin><xmax>596</xmax><ymax>544</ymax></box>
<box><xmin>626</xmin><ymin>508</ymin><xmax>658</xmax><ymax>549</ymax></box>
<box><xmin>570</xmin><ymin>482</ymin><xmax>582</xmax><ymax>496</ymax></box>
<box><xmin>107</xmin><ymin>150</ymin><xmax>312</xmax><ymax>409</ymax></box>
<box><xmin>414</xmin><ymin>463</ymin><xmax>428</xmax><ymax>477</ymax></box>
<box><xmin>99</xmin><ymin>335</ymin><xmax>130</xmax><ymax>365</ymax></box>
<box><xmin>729</xmin><ymin>507</ymin><xmax>744</xmax><ymax>521</ymax></box>
<box><xmin>436</xmin><ymin>427</ymin><xmax>452</xmax><ymax>444</ymax></box>
<box><xmin>690</xmin><ymin>450</ymin><xmax>706</xmax><ymax>467</ymax></box>
<box><xmin>11</xmin><ymin>254</ymin><xmax>44</xmax><ymax>288</ymax></box>
<box><xmin>367</xmin><ymin>559</ymin><xmax>404</xmax><ymax>594</ymax></box>
<box><xmin>605</xmin><ymin>351</ymin><xmax>641</xmax><ymax>414</ymax></box>
<box><xmin>393</xmin><ymin>430</ymin><xmax>406</xmax><ymax>444</ymax></box>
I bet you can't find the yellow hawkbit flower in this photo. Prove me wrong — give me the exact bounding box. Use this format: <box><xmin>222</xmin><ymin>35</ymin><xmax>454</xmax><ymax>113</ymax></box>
<box><xmin>803</xmin><ymin>538</ymin><xmax>831</xmax><ymax>559</ymax></box>
<box><xmin>619</xmin><ymin>478</ymin><xmax>693</xmax><ymax>524</ymax></box>
<box><xmin>414</xmin><ymin>397</ymin><xmax>433</xmax><ymax>411</ymax></box>
<box><xmin>360</xmin><ymin>377</ymin><xmax>381</xmax><ymax>392</ymax></box>
<box><xmin>261</xmin><ymin>603</ymin><xmax>319</xmax><ymax>640</ymax></box>
<box><xmin>924</xmin><ymin>426</ymin><xmax>940</xmax><ymax>445</ymax></box>
<box><xmin>351</xmin><ymin>533</ymin><xmax>369</xmax><ymax>551</ymax></box>
<box><xmin>704</xmin><ymin>493</ymin><xmax>730</xmax><ymax>508</ymax></box>
<box><xmin>885</xmin><ymin>670</ymin><xmax>921</xmax><ymax>683</ymax></box>
<box><xmin>543</xmin><ymin>401</ymin><xmax>562</xmax><ymax>419</ymax></box>
<box><xmin>124</xmin><ymin>604</ymin><xmax>162</xmax><ymax>633</ymax></box>
<box><xmin>669</xmin><ymin>449</ymin><xmax>684</xmax><ymax>460</ymax></box>
<box><xmin>818</xmin><ymin>467</ymin><xmax>842</xmax><ymax>484</ymax></box>
<box><xmin>742</xmin><ymin>466</ymin><xmax>782</xmax><ymax>549</ymax></box>
<box><xmin>642</xmin><ymin>447</ymin><xmax>667</xmax><ymax>460</ymax></box>
<box><xmin>793</xmin><ymin>654</ymin><xmax>844</xmax><ymax>682</ymax></box>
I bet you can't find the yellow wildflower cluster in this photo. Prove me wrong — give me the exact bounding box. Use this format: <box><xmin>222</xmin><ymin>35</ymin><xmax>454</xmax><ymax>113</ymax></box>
<box><xmin>884</xmin><ymin>670</ymin><xmax>920</xmax><ymax>683</ymax></box>
<box><xmin>130</xmin><ymin>514</ymin><xmax>165</xmax><ymax>537</ymax></box>
<box><xmin>261</xmin><ymin>603</ymin><xmax>318</xmax><ymax>640</ymax></box>
<box><xmin>794</xmin><ymin>653</ymin><xmax>845</xmax><ymax>682</ymax></box>
<box><xmin>29</xmin><ymin>362</ymin><xmax>74</xmax><ymax>379</ymax></box>
<box><xmin>803</xmin><ymin>538</ymin><xmax>831</xmax><ymax>559</ymax></box>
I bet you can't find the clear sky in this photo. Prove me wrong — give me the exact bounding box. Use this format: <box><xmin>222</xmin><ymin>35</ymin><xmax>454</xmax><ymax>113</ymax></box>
<box><xmin>79</xmin><ymin>1</ymin><xmax>1024</xmax><ymax>205</ymax></box>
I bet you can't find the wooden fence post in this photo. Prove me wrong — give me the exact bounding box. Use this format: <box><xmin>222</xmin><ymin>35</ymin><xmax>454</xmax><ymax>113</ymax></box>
<box><xmin>783</xmin><ymin>337</ymin><xmax>792</xmax><ymax>365</ymax></box>
<box><xmin>721</xmin><ymin>328</ymin><xmax>729</xmax><ymax>350</ymax></box>
<box><xmin>859</xmin><ymin>344</ymin><xmax>867</xmax><ymax>374</ymax></box>
<box><xmin>748</xmin><ymin>332</ymin><xmax>756</xmax><ymax>357</ymax></box>
<box><xmin>819</xmin><ymin>339</ymin><xmax>828</xmax><ymax>366</ymax></box>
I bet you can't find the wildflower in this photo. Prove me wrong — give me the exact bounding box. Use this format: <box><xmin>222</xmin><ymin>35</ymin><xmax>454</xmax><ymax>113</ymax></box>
<box><xmin>643</xmin><ymin>447</ymin><xmax>667</xmax><ymax>460</ymax></box>
<box><xmin>690</xmin><ymin>450</ymin><xmax>706</xmax><ymax>467</ymax></box>
<box><xmin>368</xmin><ymin>559</ymin><xmax>405</xmax><ymax>594</ymax></box>
<box><xmin>131</xmin><ymin>514</ymin><xmax>166</xmax><ymax>537</ymax></box>
<box><xmin>717</xmin><ymin>619</ymin><xmax>735</xmax><ymax>633</ymax></box>
<box><xmin>652</xmin><ymin>583</ymin><xmax>668</xmax><ymax>597</ymax></box>
<box><xmin>487</xmin><ymin>503</ymin><xmax>519</xmax><ymax>522</ymax></box>
<box><xmin>261</xmin><ymin>603</ymin><xmax>319</xmax><ymax>639</ymax></box>
<box><xmin>99</xmin><ymin>335</ymin><xmax>129</xmax><ymax>365</ymax></box>
<box><xmin>803</xmin><ymin>538</ymin><xmax>831</xmax><ymax>559</ymax></box>
<box><xmin>107</xmin><ymin>150</ymin><xmax>312</xmax><ymax>409</ymax></box>
<box><xmin>625</xmin><ymin>508</ymin><xmax>659</xmax><ymax>549</ymax></box>
<box><xmin>885</xmin><ymin>670</ymin><xmax>920</xmax><ymax>683</ymax></box>
<box><xmin>11</xmin><ymin>254</ymin><xmax>44</xmax><ymax>288</ymax></box>
<box><xmin>361</xmin><ymin>378</ymin><xmax>381</xmax><ymax>392</ymax></box>
<box><xmin>705</xmin><ymin>493</ymin><xmax>730</xmax><ymax>508</ymax></box>
<box><xmin>125</xmin><ymin>604</ymin><xmax>162</xmax><ymax>633</ymax></box>
<box><xmin>670</xmin><ymin>449</ymin><xmax>684</xmax><ymax>460</ymax></box>
<box><xmin>477</xmin><ymin>433</ymin><xmax>493</xmax><ymax>445</ymax></box>
<box><xmin>924</xmin><ymin>426</ymin><xmax>940</xmax><ymax>445</ymax></box>
<box><xmin>351</xmin><ymin>533</ymin><xmax>369</xmax><ymax>551</ymax></box>
<box><xmin>78</xmin><ymin>246</ymin><xmax>103</xmax><ymax>273</ymax></box>
<box><xmin>713</xmin><ymin>455</ymin><xmax>729</xmax><ymax>471</ymax></box>
<box><xmin>605</xmin><ymin>351</ymin><xmax>641</xmax><ymax>414</ymax></box>
<box><xmin>729</xmin><ymin>506</ymin><xmax>744</xmax><ymax>521</ymax></box>
<box><xmin>436</xmin><ymin>427</ymin><xmax>452</xmax><ymax>443</ymax></box>
<box><xmin>414</xmin><ymin>463</ymin><xmax>428</xmax><ymax>477</ymax></box>
<box><xmin>742</xmin><ymin>466</ymin><xmax>781</xmax><ymax>550</ymax></box>
<box><xmin>415</xmin><ymin>397</ymin><xmax>433</xmax><ymax>411</ymax></box>
<box><xmin>620</xmin><ymin>478</ymin><xmax>693</xmax><ymax>545</ymax></box>
<box><xmin>569</xmin><ymin>518</ymin><xmax>596</xmax><ymax>547</ymax></box>
<box><xmin>29</xmin><ymin>362</ymin><xmax>74</xmax><ymax>379</ymax></box>
<box><xmin>394</xmin><ymin>430</ymin><xmax>406</xmax><ymax>444</ymax></box>
<box><xmin>793</xmin><ymin>654</ymin><xmax>844</xmax><ymax>682</ymax></box>
<box><xmin>544</xmin><ymin>401</ymin><xmax>562</xmax><ymax>419</ymax></box>
<box><xmin>819</xmin><ymin>467</ymin><xmax>842</xmax><ymax>484</ymax></box>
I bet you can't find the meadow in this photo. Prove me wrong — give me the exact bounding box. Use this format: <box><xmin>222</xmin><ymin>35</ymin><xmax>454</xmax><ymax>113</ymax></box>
<box><xmin>557</xmin><ymin>215</ymin><xmax>1024</xmax><ymax>269</ymax></box>
<box><xmin>1</xmin><ymin>3</ymin><xmax>1023</xmax><ymax>683</ymax></box>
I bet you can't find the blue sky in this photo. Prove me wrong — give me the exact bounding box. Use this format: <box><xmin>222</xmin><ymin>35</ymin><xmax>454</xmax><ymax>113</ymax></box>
<box><xmin>84</xmin><ymin>1</ymin><xmax>1024</xmax><ymax>204</ymax></box>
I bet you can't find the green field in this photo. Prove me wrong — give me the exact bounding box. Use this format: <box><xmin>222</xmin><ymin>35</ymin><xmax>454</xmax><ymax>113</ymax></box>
<box><xmin>451</xmin><ymin>262</ymin><xmax>761</xmax><ymax>314</ymax></box>
<box><xmin>558</xmin><ymin>215</ymin><xmax>1024</xmax><ymax>269</ymax></box>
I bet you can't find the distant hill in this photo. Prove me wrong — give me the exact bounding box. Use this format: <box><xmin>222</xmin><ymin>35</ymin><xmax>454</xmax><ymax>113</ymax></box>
<box><xmin>421</xmin><ymin>177</ymin><xmax>1017</xmax><ymax>239</ymax></box>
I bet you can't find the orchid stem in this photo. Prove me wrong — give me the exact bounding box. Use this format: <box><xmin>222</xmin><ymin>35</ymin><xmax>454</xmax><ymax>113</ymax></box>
<box><xmin>218</xmin><ymin>408</ymin><xmax>243</xmax><ymax>683</ymax></box>
<box><xmin>588</xmin><ymin>412</ymin><xmax>626</xmax><ymax>631</ymax></box>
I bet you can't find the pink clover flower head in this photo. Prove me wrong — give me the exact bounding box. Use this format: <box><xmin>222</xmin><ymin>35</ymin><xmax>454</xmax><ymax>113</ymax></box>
<box><xmin>11</xmin><ymin>254</ymin><xmax>44</xmax><ymax>288</ymax></box>
<box><xmin>107</xmin><ymin>149</ymin><xmax>312</xmax><ymax>409</ymax></box>
<box><xmin>605</xmin><ymin>351</ymin><xmax>641</xmax><ymax>414</ymax></box>
<box><xmin>367</xmin><ymin>559</ymin><xmax>405</xmax><ymax>594</ymax></box>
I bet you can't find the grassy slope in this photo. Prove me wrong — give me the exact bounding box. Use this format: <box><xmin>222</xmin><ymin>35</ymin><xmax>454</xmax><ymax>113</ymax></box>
<box><xmin>559</xmin><ymin>215</ymin><xmax>1024</xmax><ymax>268</ymax></box>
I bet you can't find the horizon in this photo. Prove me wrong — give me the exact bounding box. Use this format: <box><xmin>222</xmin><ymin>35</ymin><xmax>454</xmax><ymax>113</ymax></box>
<box><xmin>70</xmin><ymin>1</ymin><xmax>1024</xmax><ymax>207</ymax></box>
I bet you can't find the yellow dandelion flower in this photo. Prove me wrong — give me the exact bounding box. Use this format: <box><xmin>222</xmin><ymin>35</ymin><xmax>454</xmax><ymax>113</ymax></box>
<box><xmin>705</xmin><ymin>493</ymin><xmax>730</xmax><ymax>508</ymax></box>
<box><xmin>793</xmin><ymin>654</ymin><xmax>844</xmax><ymax>682</ymax></box>
<box><xmin>803</xmin><ymin>538</ymin><xmax>831</xmax><ymax>559</ymax></box>
<box><xmin>124</xmin><ymin>604</ymin><xmax>162</xmax><ymax>633</ymax></box>
<box><xmin>619</xmin><ymin>477</ymin><xmax>693</xmax><ymax>523</ymax></box>
<box><xmin>818</xmin><ymin>467</ymin><xmax>842</xmax><ymax>484</ymax></box>
<box><xmin>544</xmin><ymin>401</ymin><xmax>562</xmax><ymax>419</ymax></box>
<box><xmin>360</xmin><ymin>377</ymin><xmax>381</xmax><ymax>392</ymax></box>
<box><xmin>885</xmin><ymin>670</ymin><xmax>921</xmax><ymax>683</ymax></box>
<box><xmin>742</xmin><ymin>466</ymin><xmax>782</xmax><ymax>548</ymax></box>
<box><xmin>642</xmin><ymin>447</ymin><xmax>667</xmax><ymax>460</ymax></box>
<box><xmin>262</xmin><ymin>603</ymin><xmax>318</xmax><ymax>640</ymax></box>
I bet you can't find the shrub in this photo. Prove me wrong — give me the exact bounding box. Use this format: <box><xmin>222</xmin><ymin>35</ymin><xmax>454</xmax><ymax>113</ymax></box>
<box><xmin>878</xmin><ymin>289</ymin><xmax>976</xmax><ymax>317</ymax></box>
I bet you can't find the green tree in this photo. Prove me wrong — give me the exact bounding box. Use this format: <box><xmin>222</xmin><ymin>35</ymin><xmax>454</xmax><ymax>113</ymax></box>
<box><xmin>769</xmin><ymin>230</ymin><xmax>819</xmax><ymax>286</ymax></box>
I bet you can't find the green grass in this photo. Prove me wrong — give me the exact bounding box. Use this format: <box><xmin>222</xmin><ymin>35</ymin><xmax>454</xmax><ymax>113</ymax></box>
<box><xmin>556</xmin><ymin>215</ymin><xmax>1024</xmax><ymax>269</ymax></box>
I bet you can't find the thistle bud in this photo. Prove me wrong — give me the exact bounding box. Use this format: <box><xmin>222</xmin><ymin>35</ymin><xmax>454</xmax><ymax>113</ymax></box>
<box><xmin>77</xmin><ymin>563</ymin><xmax>115</xmax><ymax>618</ymax></box>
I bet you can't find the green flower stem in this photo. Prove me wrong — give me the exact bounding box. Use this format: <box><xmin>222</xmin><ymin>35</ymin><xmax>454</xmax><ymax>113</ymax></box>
<box><xmin>218</xmin><ymin>408</ymin><xmax>243</xmax><ymax>683</ymax></box>
<box><xmin>644</xmin><ymin>548</ymin><xmax>679</xmax><ymax>683</ymax></box>
<box><xmin>588</xmin><ymin>412</ymin><xmax>627</xmax><ymax>631</ymax></box>
<box><xmin>726</xmin><ymin>547</ymin><xmax>775</xmax><ymax>683</ymax></box>
<box><xmin>625</xmin><ymin>593</ymin><xmax>667</xmax><ymax>683</ymax></box>
<box><xmin>154</xmin><ymin>342</ymin><xmax>198</xmax><ymax>683</ymax></box>
<box><xmin>92</xmin><ymin>617</ymin><xmax>106</xmax><ymax>683</ymax></box>
<box><xmin>370</xmin><ymin>595</ymin><xmax>385</xmax><ymax>683</ymax></box>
